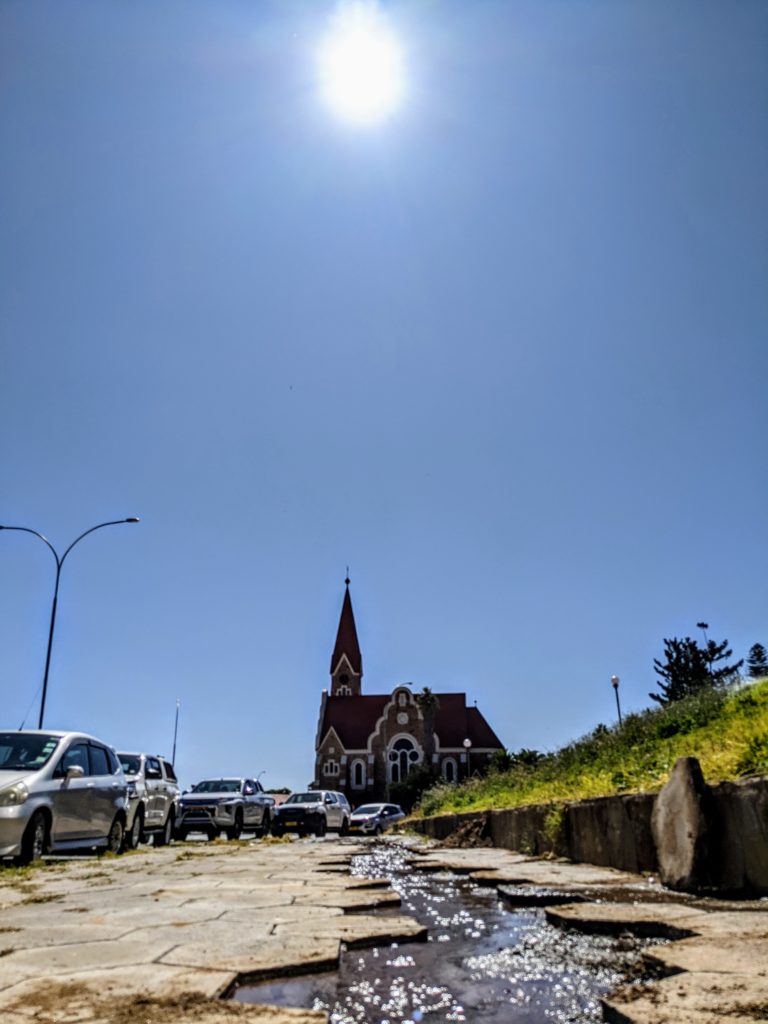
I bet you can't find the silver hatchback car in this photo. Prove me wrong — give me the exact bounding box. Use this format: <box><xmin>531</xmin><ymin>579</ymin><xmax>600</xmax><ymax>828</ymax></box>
<box><xmin>0</xmin><ymin>730</ymin><xmax>128</xmax><ymax>864</ymax></box>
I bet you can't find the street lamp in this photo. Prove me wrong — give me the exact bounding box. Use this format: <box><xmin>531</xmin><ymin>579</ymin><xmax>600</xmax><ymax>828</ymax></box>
<box><xmin>463</xmin><ymin>737</ymin><xmax>472</xmax><ymax>779</ymax></box>
<box><xmin>611</xmin><ymin>674</ymin><xmax>623</xmax><ymax>727</ymax></box>
<box><xmin>0</xmin><ymin>517</ymin><xmax>140</xmax><ymax>727</ymax></box>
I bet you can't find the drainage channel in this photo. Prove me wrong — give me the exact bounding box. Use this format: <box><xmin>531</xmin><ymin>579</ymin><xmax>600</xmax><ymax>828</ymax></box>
<box><xmin>233</xmin><ymin>843</ymin><xmax>660</xmax><ymax>1023</ymax></box>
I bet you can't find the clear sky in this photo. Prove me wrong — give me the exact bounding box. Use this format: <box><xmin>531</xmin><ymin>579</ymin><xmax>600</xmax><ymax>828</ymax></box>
<box><xmin>1</xmin><ymin>0</ymin><xmax>766</xmax><ymax>793</ymax></box>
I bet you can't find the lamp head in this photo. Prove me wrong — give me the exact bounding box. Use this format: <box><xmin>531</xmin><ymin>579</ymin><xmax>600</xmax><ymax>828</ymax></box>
<box><xmin>125</xmin><ymin>517</ymin><xmax>140</xmax><ymax>523</ymax></box>
<box><xmin>611</xmin><ymin>675</ymin><xmax>620</xmax><ymax>689</ymax></box>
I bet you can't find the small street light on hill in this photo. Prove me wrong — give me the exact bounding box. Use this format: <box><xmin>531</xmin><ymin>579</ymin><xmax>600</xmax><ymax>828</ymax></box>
<box><xmin>611</xmin><ymin>674</ymin><xmax>623</xmax><ymax>727</ymax></box>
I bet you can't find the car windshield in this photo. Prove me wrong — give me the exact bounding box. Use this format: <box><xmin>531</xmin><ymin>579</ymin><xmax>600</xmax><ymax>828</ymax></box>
<box><xmin>353</xmin><ymin>805</ymin><xmax>383</xmax><ymax>815</ymax></box>
<box><xmin>0</xmin><ymin>733</ymin><xmax>61</xmax><ymax>771</ymax></box>
<box><xmin>192</xmin><ymin>779</ymin><xmax>241</xmax><ymax>793</ymax></box>
<box><xmin>118</xmin><ymin>754</ymin><xmax>141</xmax><ymax>775</ymax></box>
<box><xmin>286</xmin><ymin>792</ymin><xmax>319</xmax><ymax>804</ymax></box>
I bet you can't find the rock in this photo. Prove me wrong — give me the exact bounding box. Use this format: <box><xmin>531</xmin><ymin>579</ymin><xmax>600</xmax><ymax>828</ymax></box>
<box><xmin>652</xmin><ymin>756</ymin><xmax>709</xmax><ymax>892</ymax></box>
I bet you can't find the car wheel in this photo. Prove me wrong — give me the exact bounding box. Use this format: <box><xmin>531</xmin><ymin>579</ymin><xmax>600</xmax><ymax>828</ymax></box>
<box><xmin>226</xmin><ymin>811</ymin><xmax>243</xmax><ymax>841</ymax></box>
<box><xmin>155</xmin><ymin>813</ymin><xmax>174</xmax><ymax>847</ymax></box>
<box><xmin>271</xmin><ymin>824</ymin><xmax>284</xmax><ymax>838</ymax></box>
<box><xmin>257</xmin><ymin>811</ymin><xmax>271</xmax><ymax>838</ymax></box>
<box><xmin>103</xmin><ymin>816</ymin><xmax>124</xmax><ymax>856</ymax></box>
<box><xmin>206</xmin><ymin>828</ymin><xmax>219</xmax><ymax>841</ymax></box>
<box><xmin>125</xmin><ymin>808</ymin><xmax>144</xmax><ymax>850</ymax></box>
<box><xmin>174</xmin><ymin>829</ymin><xmax>188</xmax><ymax>842</ymax></box>
<box><xmin>315</xmin><ymin>818</ymin><xmax>327</xmax><ymax>838</ymax></box>
<box><xmin>339</xmin><ymin>816</ymin><xmax>349</xmax><ymax>837</ymax></box>
<box><xmin>18</xmin><ymin>809</ymin><xmax>48</xmax><ymax>866</ymax></box>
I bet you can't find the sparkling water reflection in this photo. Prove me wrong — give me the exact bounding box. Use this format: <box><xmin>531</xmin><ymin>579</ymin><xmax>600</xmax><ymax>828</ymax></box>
<box><xmin>235</xmin><ymin>843</ymin><xmax>657</xmax><ymax>1023</ymax></box>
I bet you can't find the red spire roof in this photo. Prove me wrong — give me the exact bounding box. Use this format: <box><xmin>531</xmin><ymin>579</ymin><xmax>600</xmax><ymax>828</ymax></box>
<box><xmin>330</xmin><ymin>579</ymin><xmax>362</xmax><ymax>675</ymax></box>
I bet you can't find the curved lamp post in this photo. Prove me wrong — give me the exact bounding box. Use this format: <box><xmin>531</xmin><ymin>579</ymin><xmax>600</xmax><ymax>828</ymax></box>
<box><xmin>611</xmin><ymin>674</ymin><xmax>623</xmax><ymax>727</ymax></box>
<box><xmin>0</xmin><ymin>517</ymin><xmax>140</xmax><ymax>727</ymax></box>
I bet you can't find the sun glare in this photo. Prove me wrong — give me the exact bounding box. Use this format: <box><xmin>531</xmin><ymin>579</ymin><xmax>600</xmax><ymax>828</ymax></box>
<box><xmin>318</xmin><ymin>4</ymin><xmax>405</xmax><ymax>125</ymax></box>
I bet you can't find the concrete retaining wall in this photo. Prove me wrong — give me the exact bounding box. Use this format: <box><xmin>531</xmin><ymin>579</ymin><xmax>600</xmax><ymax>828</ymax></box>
<box><xmin>409</xmin><ymin>774</ymin><xmax>768</xmax><ymax>895</ymax></box>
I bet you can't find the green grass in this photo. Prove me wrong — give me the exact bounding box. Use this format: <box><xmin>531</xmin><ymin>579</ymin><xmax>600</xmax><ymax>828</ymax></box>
<box><xmin>416</xmin><ymin>678</ymin><xmax>768</xmax><ymax>818</ymax></box>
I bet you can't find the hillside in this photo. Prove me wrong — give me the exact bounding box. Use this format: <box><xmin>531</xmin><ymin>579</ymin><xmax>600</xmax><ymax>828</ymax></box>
<box><xmin>416</xmin><ymin>677</ymin><xmax>768</xmax><ymax>818</ymax></box>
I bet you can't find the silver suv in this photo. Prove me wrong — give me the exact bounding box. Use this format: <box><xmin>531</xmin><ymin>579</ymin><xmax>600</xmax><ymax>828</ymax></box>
<box><xmin>271</xmin><ymin>790</ymin><xmax>351</xmax><ymax>837</ymax></box>
<box><xmin>0</xmin><ymin>730</ymin><xmax>128</xmax><ymax>864</ymax></box>
<box><xmin>117</xmin><ymin>753</ymin><xmax>180</xmax><ymax>849</ymax></box>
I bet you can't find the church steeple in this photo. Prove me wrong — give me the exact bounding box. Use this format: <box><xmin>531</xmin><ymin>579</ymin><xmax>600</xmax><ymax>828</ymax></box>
<box><xmin>330</xmin><ymin>576</ymin><xmax>363</xmax><ymax>696</ymax></box>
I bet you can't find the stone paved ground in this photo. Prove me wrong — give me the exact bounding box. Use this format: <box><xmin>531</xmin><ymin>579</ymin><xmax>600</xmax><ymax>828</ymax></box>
<box><xmin>1</xmin><ymin>836</ymin><xmax>766</xmax><ymax>1023</ymax></box>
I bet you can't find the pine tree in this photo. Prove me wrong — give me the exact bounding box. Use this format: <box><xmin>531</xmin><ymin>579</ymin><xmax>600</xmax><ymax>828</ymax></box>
<box><xmin>650</xmin><ymin>631</ymin><xmax>743</xmax><ymax>706</ymax></box>
<box><xmin>747</xmin><ymin>643</ymin><xmax>768</xmax><ymax>679</ymax></box>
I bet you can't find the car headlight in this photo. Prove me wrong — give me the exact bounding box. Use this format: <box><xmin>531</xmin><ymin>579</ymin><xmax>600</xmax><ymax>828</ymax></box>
<box><xmin>0</xmin><ymin>782</ymin><xmax>29</xmax><ymax>807</ymax></box>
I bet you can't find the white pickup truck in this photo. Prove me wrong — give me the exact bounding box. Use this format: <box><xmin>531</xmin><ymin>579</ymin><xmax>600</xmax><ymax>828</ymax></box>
<box><xmin>175</xmin><ymin>777</ymin><xmax>274</xmax><ymax>841</ymax></box>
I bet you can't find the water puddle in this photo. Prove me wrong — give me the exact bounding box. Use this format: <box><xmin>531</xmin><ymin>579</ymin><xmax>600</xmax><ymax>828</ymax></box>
<box><xmin>234</xmin><ymin>844</ymin><xmax>659</xmax><ymax>1022</ymax></box>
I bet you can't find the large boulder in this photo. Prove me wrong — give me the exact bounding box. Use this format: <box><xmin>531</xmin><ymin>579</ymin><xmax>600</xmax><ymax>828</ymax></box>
<box><xmin>652</xmin><ymin>756</ymin><xmax>710</xmax><ymax>891</ymax></box>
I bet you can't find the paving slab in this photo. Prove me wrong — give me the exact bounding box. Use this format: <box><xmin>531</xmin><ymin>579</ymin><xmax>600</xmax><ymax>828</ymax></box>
<box><xmin>160</xmin><ymin>936</ymin><xmax>343</xmax><ymax>977</ymax></box>
<box><xmin>545</xmin><ymin>902</ymin><xmax>708</xmax><ymax>938</ymax></box>
<box><xmin>603</xmin><ymin>971</ymin><xmax>768</xmax><ymax>1023</ymax></box>
<box><xmin>644</xmin><ymin>934</ymin><xmax>768</xmax><ymax>977</ymax></box>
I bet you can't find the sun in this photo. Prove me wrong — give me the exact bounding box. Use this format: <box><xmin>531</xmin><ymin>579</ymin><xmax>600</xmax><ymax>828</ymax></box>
<box><xmin>317</xmin><ymin>4</ymin><xmax>405</xmax><ymax>126</ymax></box>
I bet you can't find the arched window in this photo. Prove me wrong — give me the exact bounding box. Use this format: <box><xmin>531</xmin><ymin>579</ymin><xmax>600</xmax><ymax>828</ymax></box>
<box><xmin>337</xmin><ymin>684</ymin><xmax>351</xmax><ymax>696</ymax></box>
<box><xmin>388</xmin><ymin>737</ymin><xmax>421</xmax><ymax>783</ymax></box>
<box><xmin>351</xmin><ymin>759</ymin><xmax>366</xmax><ymax>789</ymax></box>
<box><xmin>442</xmin><ymin>758</ymin><xmax>457</xmax><ymax>784</ymax></box>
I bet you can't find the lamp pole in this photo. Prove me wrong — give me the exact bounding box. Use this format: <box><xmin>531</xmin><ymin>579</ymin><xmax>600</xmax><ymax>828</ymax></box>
<box><xmin>172</xmin><ymin>699</ymin><xmax>180</xmax><ymax>766</ymax></box>
<box><xmin>463</xmin><ymin>737</ymin><xmax>472</xmax><ymax>779</ymax></box>
<box><xmin>0</xmin><ymin>518</ymin><xmax>140</xmax><ymax>727</ymax></box>
<box><xmin>611</xmin><ymin>674</ymin><xmax>623</xmax><ymax>727</ymax></box>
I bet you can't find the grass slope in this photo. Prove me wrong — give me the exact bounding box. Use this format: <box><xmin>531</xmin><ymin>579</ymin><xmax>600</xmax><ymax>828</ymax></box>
<box><xmin>417</xmin><ymin>678</ymin><xmax>768</xmax><ymax>818</ymax></box>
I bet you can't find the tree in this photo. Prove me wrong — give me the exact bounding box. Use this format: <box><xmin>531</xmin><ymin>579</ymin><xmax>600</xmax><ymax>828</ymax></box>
<box><xmin>650</xmin><ymin>631</ymin><xmax>743</xmax><ymax>706</ymax></box>
<box><xmin>747</xmin><ymin>643</ymin><xmax>768</xmax><ymax>679</ymax></box>
<box><xmin>415</xmin><ymin>687</ymin><xmax>440</xmax><ymax>768</ymax></box>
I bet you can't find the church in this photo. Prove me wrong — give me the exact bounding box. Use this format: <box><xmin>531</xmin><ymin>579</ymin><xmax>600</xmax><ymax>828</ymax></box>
<box><xmin>313</xmin><ymin>578</ymin><xmax>505</xmax><ymax>805</ymax></box>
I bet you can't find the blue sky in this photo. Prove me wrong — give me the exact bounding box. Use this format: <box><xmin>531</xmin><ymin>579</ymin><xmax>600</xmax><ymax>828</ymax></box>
<box><xmin>1</xmin><ymin>0</ymin><xmax>766</xmax><ymax>792</ymax></box>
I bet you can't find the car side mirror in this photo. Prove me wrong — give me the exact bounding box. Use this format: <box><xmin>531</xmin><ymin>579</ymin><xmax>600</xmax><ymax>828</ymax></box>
<box><xmin>65</xmin><ymin>765</ymin><xmax>85</xmax><ymax>781</ymax></box>
<box><xmin>324</xmin><ymin>796</ymin><xmax>332</xmax><ymax>804</ymax></box>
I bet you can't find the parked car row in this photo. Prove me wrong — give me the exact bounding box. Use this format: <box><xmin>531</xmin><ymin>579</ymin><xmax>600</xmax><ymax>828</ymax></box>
<box><xmin>1</xmin><ymin>729</ymin><xmax>404</xmax><ymax>866</ymax></box>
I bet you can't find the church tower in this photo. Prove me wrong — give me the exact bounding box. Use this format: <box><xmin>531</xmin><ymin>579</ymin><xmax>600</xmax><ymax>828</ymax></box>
<box><xmin>330</xmin><ymin>577</ymin><xmax>363</xmax><ymax>696</ymax></box>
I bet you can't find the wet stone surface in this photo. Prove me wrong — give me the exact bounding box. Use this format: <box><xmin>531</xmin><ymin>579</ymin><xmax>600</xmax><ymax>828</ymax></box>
<box><xmin>235</xmin><ymin>844</ymin><xmax>660</xmax><ymax>1023</ymax></box>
